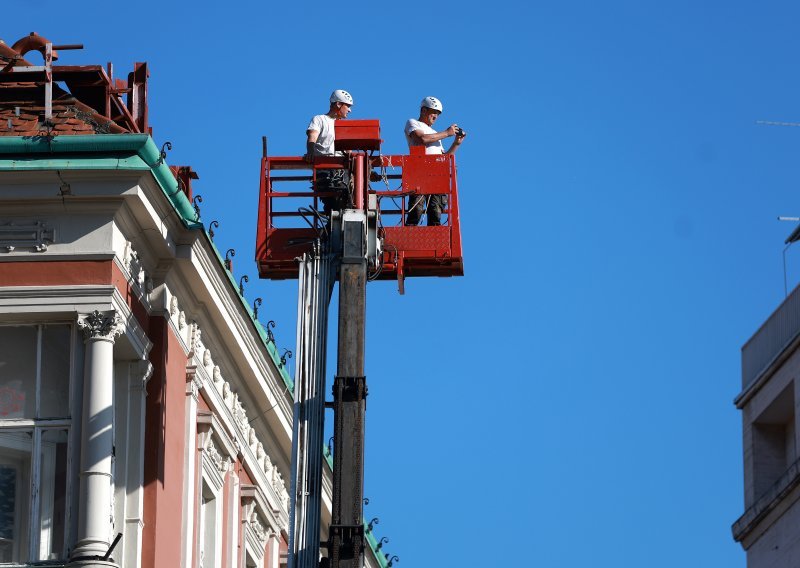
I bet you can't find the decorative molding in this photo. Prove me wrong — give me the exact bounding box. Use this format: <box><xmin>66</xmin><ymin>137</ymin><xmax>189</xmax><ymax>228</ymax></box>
<box><xmin>250</xmin><ymin>510</ymin><xmax>269</xmax><ymax>544</ymax></box>
<box><xmin>170</xmin><ymin>289</ymin><xmax>291</xmax><ymax>520</ymax></box>
<box><xmin>112</xmin><ymin>289</ymin><xmax>153</xmax><ymax>361</ymax></box>
<box><xmin>190</xmin><ymin>322</ymin><xmax>202</xmax><ymax>355</ymax></box>
<box><xmin>0</xmin><ymin>220</ymin><xmax>55</xmax><ymax>252</ymax></box>
<box><xmin>257</xmin><ymin>443</ymin><xmax>273</xmax><ymax>477</ymax></box>
<box><xmin>78</xmin><ymin>309</ymin><xmax>124</xmax><ymax>341</ymax></box>
<box><xmin>186</xmin><ymin>365</ymin><xmax>200</xmax><ymax>399</ymax></box>
<box><xmin>131</xmin><ymin>360</ymin><xmax>154</xmax><ymax>393</ymax></box>
<box><xmin>137</xmin><ymin>360</ymin><xmax>154</xmax><ymax>384</ymax></box>
<box><xmin>205</xmin><ymin>437</ymin><xmax>231</xmax><ymax>475</ymax></box>
<box><xmin>121</xmin><ymin>240</ymin><xmax>154</xmax><ymax>298</ymax></box>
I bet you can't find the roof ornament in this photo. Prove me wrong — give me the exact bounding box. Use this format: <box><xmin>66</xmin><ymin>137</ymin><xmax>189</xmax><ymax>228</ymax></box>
<box><xmin>224</xmin><ymin>248</ymin><xmax>235</xmax><ymax>271</ymax></box>
<box><xmin>156</xmin><ymin>141</ymin><xmax>172</xmax><ymax>167</ymax></box>
<box><xmin>192</xmin><ymin>194</ymin><xmax>203</xmax><ymax>220</ymax></box>
<box><xmin>265</xmin><ymin>320</ymin><xmax>276</xmax><ymax>344</ymax></box>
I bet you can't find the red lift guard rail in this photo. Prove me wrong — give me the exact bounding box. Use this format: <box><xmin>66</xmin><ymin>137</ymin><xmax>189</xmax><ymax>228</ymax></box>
<box><xmin>255</xmin><ymin>147</ymin><xmax>464</xmax><ymax>282</ymax></box>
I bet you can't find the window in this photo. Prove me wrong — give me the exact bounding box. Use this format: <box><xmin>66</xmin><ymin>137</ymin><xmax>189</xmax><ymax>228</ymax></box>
<box><xmin>0</xmin><ymin>324</ymin><xmax>72</xmax><ymax>563</ymax></box>
<box><xmin>199</xmin><ymin>481</ymin><xmax>218</xmax><ymax>568</ymax></box>
<box><xmin>245</xmin><ymin>548</ymin><xmax>260</xmax><ymax>568</ymax></box>
<box><xmin>198</xmin><ymin>432</ymin><xmax>227</xmax><ymax>568</ymax></box>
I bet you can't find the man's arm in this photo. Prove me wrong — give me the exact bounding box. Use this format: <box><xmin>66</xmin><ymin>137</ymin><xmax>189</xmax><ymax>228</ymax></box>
<box><xmin>305</xmin><ymin>129</ymin><xmax>319</xmax><ymax>162</ymax></box>
<box><xmin>410</xmin><ymin>124</ymin><xmax>459</xmax><ymax>145</ymax></box>
<box><xmin>446</xmin><ymin>131</ymin><xmax>466</xmax><ymax>154</ymax></box>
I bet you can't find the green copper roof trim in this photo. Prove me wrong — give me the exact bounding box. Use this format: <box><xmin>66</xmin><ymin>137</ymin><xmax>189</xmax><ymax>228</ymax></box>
<box><xmin>0</xmin><ymin>134</ymin><xmax>294</xmax><ymax>391</ymax></box>
<box><xmin>0</xmin><ymin>155</ymin><xmax>149</xmax><ymax>170</ymax></box>
<box><xmin>365</xmin><ymin>527</ymin><xmax>389</xmax><ymax>568</ymax></box>
<box><xmin>0</xmin><ymin>134</ymin><xmax>201</xmax><ymax>229</ymax></box>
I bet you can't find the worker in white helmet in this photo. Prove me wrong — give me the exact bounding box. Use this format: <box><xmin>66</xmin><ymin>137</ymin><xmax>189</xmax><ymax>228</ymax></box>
<box><xmin>304</xmin><ymin>89</ymin><xmax>354</xmax><ymax>213</ymax></box>
<box><xmin>404</xmin><ymin>96</ymin><xmax>466</xmax><ymax>225</ymax></box>
<box><xmin>306</xmin><ymin>89</ymin><xmax>354</xmax><ymax>159</ymax></box>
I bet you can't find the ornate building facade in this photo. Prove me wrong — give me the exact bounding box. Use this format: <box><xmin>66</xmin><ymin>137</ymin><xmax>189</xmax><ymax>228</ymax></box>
<box><xmin>0</xmin><ymin>34</ymin><xmax>388</xmax><ymax>568</ymax></box>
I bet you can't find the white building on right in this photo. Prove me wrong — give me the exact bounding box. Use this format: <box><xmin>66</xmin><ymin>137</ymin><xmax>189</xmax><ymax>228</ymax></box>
<box><xmin>733</xmin><ymin>284</ymin><xmax>800</xmax><ymax>566</ymax></box>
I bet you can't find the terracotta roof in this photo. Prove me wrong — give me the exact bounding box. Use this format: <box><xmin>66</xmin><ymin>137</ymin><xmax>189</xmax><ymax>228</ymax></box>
<box><xmin>0</xmin><ymin>91</ymin><xmax>126</xmax><ymax>136</ymax></box>
<box><xmin>0</xmin><ymin>34</ymin><xmax>138</xmax><ymax>137</ymax></box>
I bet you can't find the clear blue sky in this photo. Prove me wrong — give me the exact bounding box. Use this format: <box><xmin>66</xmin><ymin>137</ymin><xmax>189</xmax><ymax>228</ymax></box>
<box><xmin>11</xmin><ymin>1</ymin><xmax>800</xmax><ymax>565</ymax></box>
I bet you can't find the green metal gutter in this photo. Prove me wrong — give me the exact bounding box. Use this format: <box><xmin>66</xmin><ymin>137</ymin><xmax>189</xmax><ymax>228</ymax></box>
<box><xmin>0</xmin><ymin>134</ymin><xmax>199</xmax><ymax>228</ymax></box>
<box><xmin>365</xmin><ymin>528</ymin><xmax>389</xmax><ymax>568</ymax></box>
<box><xmin>0</xmin><ymin>134</ymin><xmax>293</xmax><ymax>391</ymax></box>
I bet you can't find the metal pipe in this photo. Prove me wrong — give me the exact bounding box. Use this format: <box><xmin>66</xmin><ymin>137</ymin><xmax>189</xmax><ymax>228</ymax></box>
<box><xmin>289</xmin><ymin>248</ymin><xmax>333</xmax><ymax>568</ymax></box>
<box><xmin>354</xmin><ymin>153</ymin><xmax>365</xmax><ymax>210</ymax></box>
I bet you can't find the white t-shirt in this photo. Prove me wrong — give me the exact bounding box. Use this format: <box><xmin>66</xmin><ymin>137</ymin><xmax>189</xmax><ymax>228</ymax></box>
<box><xmin>404</xmin><ymin>118</ymin><xmax>444</xmax><ymax>154</ymax></box>
<box><xmin>307</xmin><ymin>114</ymin><xmax>341</xmax><ymax>156</ymax></box>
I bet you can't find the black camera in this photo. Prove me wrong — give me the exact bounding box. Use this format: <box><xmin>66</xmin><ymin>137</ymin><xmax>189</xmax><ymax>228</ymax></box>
<box><xmin>455</xmin><ymin>127</ymin><xmax>466</xmax><ymax>137</ymax></box>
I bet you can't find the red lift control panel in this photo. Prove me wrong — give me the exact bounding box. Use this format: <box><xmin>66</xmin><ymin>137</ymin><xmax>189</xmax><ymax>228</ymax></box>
<box><xmin>334</xmin><ymin>120</ymin><xmax>381</xmax><ymax>152</ymax></box>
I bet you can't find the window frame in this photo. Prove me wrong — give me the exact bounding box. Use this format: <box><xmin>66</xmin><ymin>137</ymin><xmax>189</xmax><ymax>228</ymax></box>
<box><xmin>198</xmin><ymin>434</ymin><xmax>226</xmax><ymax>568</ymax></box>
<box><xmin>0</xmin><ymin>323</ymin><xmax>76</xmax><ymax>564</ymax></box>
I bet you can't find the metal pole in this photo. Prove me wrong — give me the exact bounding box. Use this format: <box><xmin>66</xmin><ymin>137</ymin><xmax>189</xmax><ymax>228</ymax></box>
<box><xmin>329</xmin><ymin>212</ymin><xmax>368</xmax><ymax>568</ymax></box>
<box><xmin>44</xmin><ymin>43</ymin><xmax>52</xmax><ymax>123</ymax></box>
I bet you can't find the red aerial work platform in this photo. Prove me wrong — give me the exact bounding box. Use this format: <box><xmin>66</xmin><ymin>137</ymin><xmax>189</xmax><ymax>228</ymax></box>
<box><xmin>255</xmin><ymin>119</ymin><xmax>464</xmax><ymax>287</ymax></box>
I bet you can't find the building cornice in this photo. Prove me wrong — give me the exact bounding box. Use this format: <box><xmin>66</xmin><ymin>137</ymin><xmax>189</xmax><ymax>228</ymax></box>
<box><xmin>0</xmin><ymin>134</ymin><xmax>200</xmax><ymax>229</ymax></box>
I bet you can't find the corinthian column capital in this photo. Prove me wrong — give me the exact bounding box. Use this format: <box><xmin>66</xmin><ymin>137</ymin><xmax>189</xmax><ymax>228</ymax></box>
<box><xmin>78</xmin><ymin>310</ymin><xmax>124</xmax><ymax>342</ymax></box>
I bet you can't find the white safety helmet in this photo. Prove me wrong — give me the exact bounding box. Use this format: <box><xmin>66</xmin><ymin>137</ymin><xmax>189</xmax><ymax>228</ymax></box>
<box><xmin>330</xmin><ymin>89</ymin><xmax>354</xmax><ymax>106</ymax></box>
<box><xmin>421</xmin><ymin>96</ymin><xmax>443</xmax><ymax>112</ymax></box>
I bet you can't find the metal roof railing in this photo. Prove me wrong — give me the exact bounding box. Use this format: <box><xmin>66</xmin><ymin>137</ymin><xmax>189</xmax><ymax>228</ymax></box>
<box><xmin>742</xmin><ymin>283</ymin><xmax>800</xmax><ymax>390</ymax></box>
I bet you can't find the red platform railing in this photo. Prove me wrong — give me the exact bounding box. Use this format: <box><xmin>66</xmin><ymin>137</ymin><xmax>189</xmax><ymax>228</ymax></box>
<box><xmin>255</xmin><ymin>148</ymin><xmax>463</xmax><ymax>282</ymax></box>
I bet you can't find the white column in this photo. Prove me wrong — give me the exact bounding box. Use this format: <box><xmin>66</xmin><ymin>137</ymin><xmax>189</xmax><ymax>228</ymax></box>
<box><xmin>69</xmin><ymin>310</ymin><xmax>124</xmax><ymax>567</ymax></box>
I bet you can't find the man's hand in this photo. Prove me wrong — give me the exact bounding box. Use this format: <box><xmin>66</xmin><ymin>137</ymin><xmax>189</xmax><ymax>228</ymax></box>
<box><xmin>445</xmin><ymin>124</ymin><xmax>459</xmax><ymax>137</ymax></box>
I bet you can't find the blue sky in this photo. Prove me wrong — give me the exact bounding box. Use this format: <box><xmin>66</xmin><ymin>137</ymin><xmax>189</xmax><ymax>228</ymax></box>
<box><xmin>10</xmin><ymin>1</ymin><xmax>800</xmax><ymax>565</ymax></box>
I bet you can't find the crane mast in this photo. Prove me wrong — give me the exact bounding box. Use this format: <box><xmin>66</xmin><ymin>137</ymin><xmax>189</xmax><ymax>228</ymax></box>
<box><xmin>289</xmin><ymin>209</ymin><xmax>376</xmax><ymax>568</ymax></box>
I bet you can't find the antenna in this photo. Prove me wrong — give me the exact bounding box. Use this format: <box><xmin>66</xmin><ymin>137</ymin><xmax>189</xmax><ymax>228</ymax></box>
<box><xmin>756</xmin><ymin>120</ymin><xmax>800</xmax><ymax>128</ymax></box>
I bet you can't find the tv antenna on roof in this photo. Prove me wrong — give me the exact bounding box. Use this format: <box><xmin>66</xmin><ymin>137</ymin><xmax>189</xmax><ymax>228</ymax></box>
<box><xmin>757</xmin><ymin>120</ymin><xmax>800</xmax><ymax>127</ymax></box>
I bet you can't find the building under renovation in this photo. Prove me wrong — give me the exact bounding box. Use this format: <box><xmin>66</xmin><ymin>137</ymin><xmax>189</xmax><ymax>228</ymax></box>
<box><xmin>0</xmin><ymin>33</ymin><xmax>394</xmax><ymax>568</ymax></box>
<box><xmin>733</xmin><ymin>259</ymin><xmax>800</xmax><ymax>565</ymax></box>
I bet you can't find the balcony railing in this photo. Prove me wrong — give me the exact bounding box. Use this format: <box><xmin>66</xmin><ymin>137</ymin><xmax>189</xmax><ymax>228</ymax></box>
<box><xmin>741</xmin><ymin>283</ymin><xmax>800</xmax><ymax>390</ymax></box>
